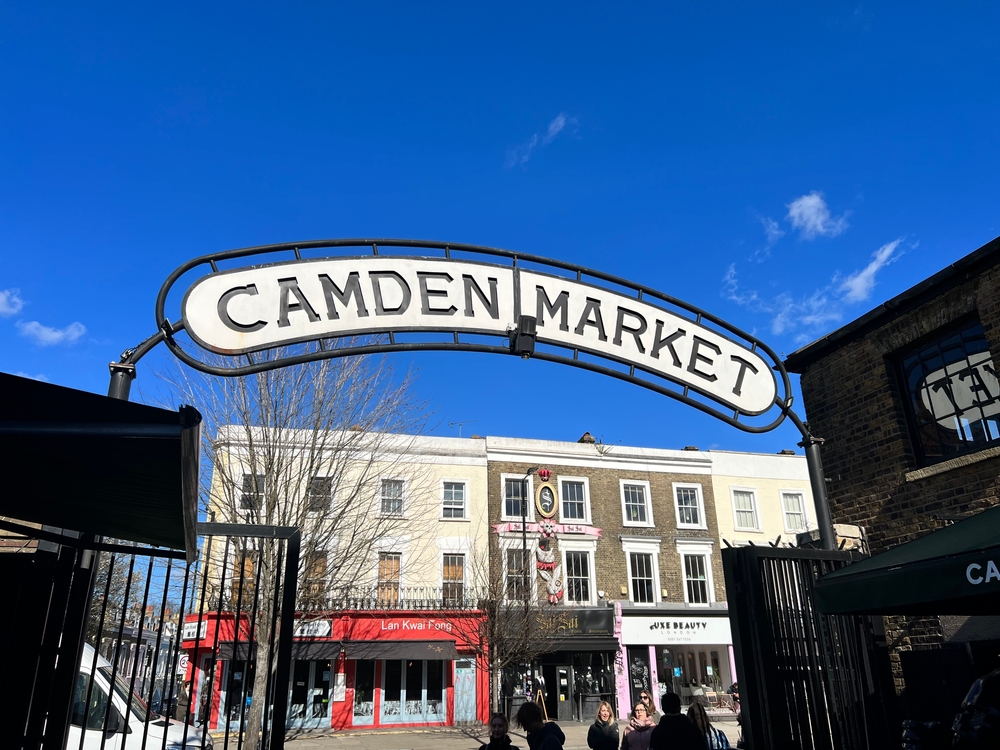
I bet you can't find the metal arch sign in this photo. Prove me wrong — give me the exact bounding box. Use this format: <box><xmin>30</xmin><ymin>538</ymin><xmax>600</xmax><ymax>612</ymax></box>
<box><xmin>158</xmin><ymin>239</ymin><xmax>789</xmax><ymax>431</ymax></box>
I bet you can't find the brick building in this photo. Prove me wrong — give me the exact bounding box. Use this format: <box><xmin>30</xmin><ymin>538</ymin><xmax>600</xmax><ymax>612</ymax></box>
<box><xmin>784</xmin><ymin>235</ymin><xmax>1000</xmax><ymax>720</ymax></box>
<box><xmin>484</xmin><ymin>434</ymin><xmax>815</xmax><ymax>719</ymax></box>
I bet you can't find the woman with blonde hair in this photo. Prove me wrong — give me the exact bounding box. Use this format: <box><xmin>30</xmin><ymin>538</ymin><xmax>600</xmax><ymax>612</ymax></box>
<box><xmin>480</xmin><ymin>712</ymin><xmax>521</xmax><ymax>750</ymax></box>
<box><xmin>587</xmin><ymin>701</ymin><xmax>618</xmax><ymax>750</ymax></box>
<box><xmin>686</xmin><ymin>701</ymin><xmax>730</xmax><ymax>749</ymax></box>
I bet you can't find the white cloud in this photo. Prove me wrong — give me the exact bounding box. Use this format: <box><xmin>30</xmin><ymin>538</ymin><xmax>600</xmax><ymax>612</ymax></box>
<box><xmin>762</xmin><ymin>216</ymin><xmax>785</xmax><ymax>248</ymax></box>
<box><xmin>505</xmin><ymin>112</ymin><xmax>577</xmax><ymax>168</ymax></box>
<box><xmin>724</xmin><ymin>238</ymin><xmax>904</xmax><ymax>337</ymax></box>
<box><xmin>13</xmin><ymin>371</ymin><xmax>48</xmax><ymax>382</ymax></box>
<box><xmin>0</xmin><ymin>288</ymin><xmax>25</xmax><ymax>316</ymax></box>
<box><xmin>838</xmin><ymin>239</ymin><xmax>902</xmax><ymax>302</ymax></box>
<box><xmin>786</xmin><ymin>192</ymin><xmax>850</xmax><ymax>239</ymax></box>
<box><xmin>17</xmin><ymin>320</ymin><xmax>87</xmax><ymax>346</ymax></box>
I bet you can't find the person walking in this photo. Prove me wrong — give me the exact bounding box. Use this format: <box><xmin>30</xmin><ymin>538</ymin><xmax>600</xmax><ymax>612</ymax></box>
<box><xmin>587</xmin><ymin>701</ymin><xmax>618</xmax><ymax>750</ymax></box>
<box><xmin>648</xmin><ymin>693</ymin><xmax>704</xmax><ymax>750</ymax></box>
<box><xmin>621</xmin><ymin>701</ymin><xmax>656</xmax><ymax>750</ymax></box>
<box><xmin>480</xmin><ymin>712</ymin><xmax>521</xmax><ymax>750</ymax></box>
<box><xmin>639</xmin><ymin>690</ymin><xmax>662</xmax><ymax>722</ymax></box>
<box><xmin>687</xmin><ymin>702</ymin><xmax>731</xmax><ymax>749</ymax></box>
<box><xmin>515</xmin><ymin>701</ymin><xmax>565</xmax><ymax>750</ymax></box>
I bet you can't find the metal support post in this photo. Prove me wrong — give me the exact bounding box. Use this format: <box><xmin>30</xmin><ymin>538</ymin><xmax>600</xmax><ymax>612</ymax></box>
<box><xmin>107</xmin><ymin>362</ymin><xmax>136</xmax><ymax>401</ymax></box>
<box><xmin>802</xmin><ymin>437</ymin><xmax>837</xmax><ymax>551</ymax></box>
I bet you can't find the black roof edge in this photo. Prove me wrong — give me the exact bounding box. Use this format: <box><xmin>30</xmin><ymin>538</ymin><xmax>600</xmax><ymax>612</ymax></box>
<box><xmin>784</xmin><ymin>235</ymin><xmax>1000</xmax><ymax>373</ymax></box>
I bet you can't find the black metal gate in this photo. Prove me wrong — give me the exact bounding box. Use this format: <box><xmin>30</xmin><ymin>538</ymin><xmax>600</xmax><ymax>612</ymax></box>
<box><xmin>1</xmin><ymin>519</ymin><xmax>298</xmax><ymax>750</ymax></box>
<box><xmin>722</xmin><ymin>546</ymin><xmax>898</xmax><ymax>750</ymax></box>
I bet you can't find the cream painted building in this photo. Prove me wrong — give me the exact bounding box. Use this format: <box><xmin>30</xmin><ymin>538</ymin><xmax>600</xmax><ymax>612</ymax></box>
<box><xmin>708</xmin><ymin>450</ymin><xmax>817</xmax><ymax>548</ymax></box>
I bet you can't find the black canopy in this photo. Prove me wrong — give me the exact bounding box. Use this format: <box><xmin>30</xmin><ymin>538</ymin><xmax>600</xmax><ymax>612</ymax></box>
<box><xmin>0</xmin><ymin>372</ymin><xmax>201</xmax><ymax>559</ymax></box>
<box><xmin>815</xmin><ymin>504</ymin><xmax>1000</xmax><ymax>616</ymax></box>
<box><xmin>344</xmin><ymin>640</ymin><xmax>460</xmax><ymax>660</ymax></box>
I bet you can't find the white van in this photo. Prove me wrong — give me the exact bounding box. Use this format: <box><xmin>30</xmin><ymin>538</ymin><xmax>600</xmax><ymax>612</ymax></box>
<box><xmin>67</xmin><ymin>644</ymin><xmax>213</xmax><ymax>750</ymax></box>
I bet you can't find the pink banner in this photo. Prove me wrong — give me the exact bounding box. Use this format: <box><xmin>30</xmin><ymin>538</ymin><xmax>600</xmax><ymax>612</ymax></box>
<box><xmin>492</xmin><ymin>521</ymin><xmax>602</xmax><ymax>537</ymax></box>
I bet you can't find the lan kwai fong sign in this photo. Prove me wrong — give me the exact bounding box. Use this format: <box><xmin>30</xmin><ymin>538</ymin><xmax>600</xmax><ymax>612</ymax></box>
<box><xmin>182</xmin><ymin>257</ymin><xmax>776</xmax><ymax>416</ymax></box>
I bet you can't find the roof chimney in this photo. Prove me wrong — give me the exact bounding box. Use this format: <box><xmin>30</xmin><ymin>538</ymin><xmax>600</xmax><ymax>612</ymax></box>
<box><xmin>683</xmin><ymin>445</ymin><xmax>699</xmax><ymax>451</ymax></box>
<box><xmin>578</xmin><ymin>431</ymin><xmax>596</xmax><ymax>444</ymax></box>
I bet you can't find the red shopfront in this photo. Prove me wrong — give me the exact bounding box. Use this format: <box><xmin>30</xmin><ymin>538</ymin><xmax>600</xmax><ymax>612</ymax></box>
<box><xmin>182</xmin><ymin>610</ymin><xmax>488</xmax><ymax>731</ymax></box>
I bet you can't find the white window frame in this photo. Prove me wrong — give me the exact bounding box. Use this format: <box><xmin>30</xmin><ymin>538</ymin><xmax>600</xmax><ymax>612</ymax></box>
<box><xmin>378</xmin><ymin>477</ymin><xmax>407</xmax><ymax>518</ymax></box>
<box><xmin>497</xmin><ymin>534</ymin><xmax>538</xmax><ymax>602</ymax></box>
<box><xmin>372</xmin><ymin>536</ymin><xmax>410</xmax><ymax>589</ymax></box>
<box><xmin>672</xmin><ymin>482</ymin><xmax>707</xmax><ymax>530</ymax></box>
<box><xmin>675</xmin><ymin>539</ymin><xmax>715</xmax><ymax>607</ymax></box>
<box><xmin>620</xmin><ymin>479</ymin><xmax>654</xmax><ymax>528</ymax></box>
<box><xmin>620</xmin><ymin>536</ymin><xmax>661</xmax><ymax>605</ymax></box>
<box><xmin>500</xmin><ymin>474</ymin><xmax>535</xmax><ymax>523</ymax></box>
<box><xmin>558</xmin><ymin>476</ymin><xmax>592</xmax><ymax>525</ymax></box>
<box><xmin>305</xmin><ymin>475</ymin><xmax>333</xmax><ymax>516</ymax></box>
<box><xmin>440</xmin><ymin>478</ymin><xmax>469</xmax><ymax>521</ymax></box>
<box><xmin>780</xmin><ymin>489</ymin><xmax>810</xmax><ymax>534</ymax></box>
<box><xmin>440</xmin><ymin>551</ymin><xmax>467</xmax><ymax>600</ymax></box>
<box><xmin>730</xmin><ymin>486</ymin><xmax>761</xmax><ymax>532</ymax></box>
<box><xmin>559</xmin><ymin>537</ymin><xmax>597</xmax><ymax>606</ymax></box>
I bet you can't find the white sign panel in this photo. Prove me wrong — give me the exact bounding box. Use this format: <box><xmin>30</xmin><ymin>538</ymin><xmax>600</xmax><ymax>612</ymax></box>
<box><xmin>621</xmin><ymin>615</ymin><xmax>733</xmax><ymax>646</ymax></box>
<box><xmin>181</xmin><ymin>620</ymin><xmax>207</xmax><ymax>641</ymax></box>
<box><xmin>181</xmin><ymin>258</ymin><xmax>776</xmax><ymax>416</ymax></box>
<box><xmin>293</xmin><ymin>619</ymin><xmax>332</xmax><ymax>638</ymax></box>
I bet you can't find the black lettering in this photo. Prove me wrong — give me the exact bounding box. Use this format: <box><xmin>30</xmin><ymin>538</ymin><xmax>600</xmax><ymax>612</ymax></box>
<box><xmin>463</xmin><ymin>275</ymin><xmax>500</xmax><ymax>319</ymax></box>
<box><xmin>370</xmin><ymin>271</ymin><xmax>412</xmax><ymax>316</ymax></box>
<box><xmin>277</xmin><ymin>277</ymin><xmax>320</xmax><ymax>328</ymax></box>
<box><xmin>574</xmin><ymin>298</ymin><xmax>608</xmax><ymax>341</ymax></box>
<box><xmin>319</xmin><ymin>272</ymin><xmax>369</xmax><ymax>320</ymax></box>
<box><xmin>613</xmin><ymin>307</ymin><xmax>647</xmax><ymax>352</ymax></box>
<box><xmin>536</xmin><ymin>287</ymin><xmax>570</xmax><ymax>331</ymax></box>
<box><xmin>650</xmin><ymin>322</ymin><xmax>686</xmax><ymax>365</ymax></box>
<box><xmin>929</xmin><ymin>377</ymin><xmax>961</xmax><ymax>413</ymax></box>
<box><xmin>417</xmin><ymin>272</ymin><xmax>457</xmax><ymax>316</ymax></box>
<box><xmin>959</xmin><ymin>365</ymin><xmax>999</xmax><ymax>407</ymax></box>
<box><xmin>218</xmin><ymin>284</ymin><xmax>267</xmax><ymax>333</ymax></box>
<box><xmin>687</xmin><ymin>336</ymin><xmax>721</xmax><ymax>382</ymax></box>
<box><xmin>730</xmin><ymin>355</ymin><xmax>759</xmax><ymax>397</ymax></box>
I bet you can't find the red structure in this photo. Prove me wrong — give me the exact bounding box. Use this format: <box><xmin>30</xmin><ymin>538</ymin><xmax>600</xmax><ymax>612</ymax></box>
<box><xmin>181</xmin><ymin>609</ymin><xmax>489</xmax><ymax>731</ymax></box>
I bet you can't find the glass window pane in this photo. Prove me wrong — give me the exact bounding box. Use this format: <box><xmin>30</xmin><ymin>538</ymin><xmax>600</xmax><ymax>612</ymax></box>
<box><xmin>624</xmin><ymin>485</ymin><xmax>647</xmax><ymax>523</ymax></box>
<box><xmin>383</xmin><ymin>660</ymin><xmax>402</xmax><ymax>717</ymax></box>
<box><xmin>565</xmin><ymin>551</ymin><xmax>590</xmax><ymax>602</ymax></box>
<box><xmin>381</xmin><ymin>479</ymin><xmax>404</xmax><ymax>515</ymax></box>
<box><xmin>562</xmin><ymin>481</ymin><xmax>586</xmax><ymax>520</ymax></box>
<box><xmin>443</xmin><ymin>482</ymin><xmax>465</xmax><ymax>518</ymax></box>
<box><xmin>505</xmin><ymin>479</ymin><xmax>525</xmax><ymax>518</ymax></box>
<box><xmin>354</xmin><ymin>660</ymin><xmax>375</xmax><ymax>719</ymax></box>
<box><xmin>676</xmin><ymin>487</ymin><xmax>701</xmax><ymax>525</ymax></box>
<box><xmin>630</xmin><ymin>552</ymin><xmax>654</xmax><ymax>603</ymax></box>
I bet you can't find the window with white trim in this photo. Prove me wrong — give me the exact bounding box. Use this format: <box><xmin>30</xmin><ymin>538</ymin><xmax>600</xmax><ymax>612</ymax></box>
<box><xmin>560</xmin><ymin>479</ymin><xmax>588</xmax><ymax>522</ymax></box>
<box><xmin>442</xmin><ymin>481</ymin><xmax>467</xmax><ymax>519</ymax></box>
<box><xmin>442</xmin><ymin>554</ymin><xmax>465</xmax><ymax>603</ymax></box>
<box><xmin>731</xmin><ymin>488</ymin><xmax>759</xmax><ymax>531</ymax></box>
<box><xmin>380</xmin><ymin>478</ymin><xmax>404</xmax><ymax>516</ymax></box>
<box><xmin>306</xmin><ymin>476</ymin><xmax>332</xmax><ymax>514</ymax></box>
<box><xmin>505</xmin><ymin>548</ymin><xmax>529</xmax><ymax>599</ymax></box>
<box><xmin>621</xmin><ymin>537</ymin><xmax>661</xmax><ymax>605</ymax></box>
<box><xmin>673</xmin><ymin>483</ymin><xmax>706</xmax><ymax>529</ymax></box>
<box><xmin>377</xmin><ymin>552</ymin><xmax>401</xmax><ymax>605</ymax></box>
<box><xmin>564</xmin><ymin>551</ymin><xmax>591</xmax><ymax>603</ymax></box>
<box><xmin>782</xmin><ymin>491</ymin><xmax>808</xmax><ymax>533</ymax></box>
<box><xmin>501</xmin><ymin>475</ymin><xmax>534</xmax><ymax>521</ymax></box>
<box><xmin>621</xmin><ymin>480</ymin><xmax>653</xmax><ymax>527</ymax></box>
<box><xmin>683</xmin><ymin>554</ymin><xmax>709</xmax><ymax>604</ymax></box>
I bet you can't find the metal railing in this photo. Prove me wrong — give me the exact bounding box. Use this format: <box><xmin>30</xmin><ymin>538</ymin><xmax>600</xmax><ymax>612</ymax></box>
<box><xmin>301</xmin><ymin>585</ymin><xmax>489</xmax><ymax>611</ymax></box>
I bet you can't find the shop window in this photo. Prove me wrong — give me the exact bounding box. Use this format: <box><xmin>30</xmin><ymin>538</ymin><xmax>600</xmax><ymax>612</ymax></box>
<box><xmin>621</xmin><ymin>480</ymin><xmax>653</xmax><ymax>527</ymax></box>
<box><xmin>897</xmin><ymin>319</ymin><xmax>1000</xmax><ymax>466</ymax></box>
<box><xmin>353</xmin><ymin>660</ymin><xmax>375</xmax><ymax>722</ymax></box>
<box><xmin>380</xmin><ymin>479</ymin><xmax>404</xmax><ymax>516</ymax></box>
<box><xmin>684</xmin><ymin>554</ymin><xmax>709</xmax><ymax>604</ymax></box>
<box><xmin>781</xmin><ymin>491</ymin><xmax>807</xmax><ymax>533</ymax></box>
<box><xmin>240</xmin><ymin>474</ymin><xmax>265</xmax><ymax>509</ymax></box>
<box><xmin>564</xmin><ymin>551</ymin><xmax>591</xmax><ymax>603</ymax></box>
<box><xmin>559</xmin><ymin>478</ymin><xmax>590</xmax><ymax>523</ymax></box>
<box><xmin>442</xmin><ymin>481</ymin><xmax>466</xmax><ymax>519</ymax></box>
<box><xmin>630</xmin><ymin>552</ymin><xmax>655</xmax><ymax>603</ymax></box>
<box><xmin>383</xmin><ymin>660</ymin><xmax>402</xmax><ymax>719</ymax></box>
<box><xmin>306</xmin><ymin>476</ymin><xmax>332</xmax><ymax>514</ymax></box>
<box><xmin>378</xmin><ymin>552</ymin><xmax>401</xmax><ymax>605</ymax></box>
<box><xmin>426</xmin><ymin>660</ymin><xmax>444</xmax><ymax>716</ymax></box>
<box><xmin>503</xmin><ymin>477</ymin><xmax>531</xmax><ymax>520</ymax></box>
<box><xmin>731</xmin><ymin>489</ymin><xmax>759</xmax><ymax>531</ymax></box>
<box><xmin>674</xmin><ymin>484</ymin><xmax>705</xmax><ymax>528</ymax></box>
<box><xmin>505</xmin><ymin>548</ymin><xmax>529</xmax><ymax>599</ymax></box>
<box><xmin>442</xmin><ymin>554</ymin><xmax>465</xmax><ymax>603</ymax></box>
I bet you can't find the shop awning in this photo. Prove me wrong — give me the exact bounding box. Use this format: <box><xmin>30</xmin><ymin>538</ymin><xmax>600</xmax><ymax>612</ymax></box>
<box><xmin>344</xmin><ymin>640</ymin><xmax>460</xmax><ymax>660</ymax></box>
<box><xmin>0</xmin><ymin>372</ymin><xmax>201</xmax><ymax>559</ymax></box>
<box><xmin>815</xmin><ymin>505</ymin><xmax>1000</xmax><ymax>615</ymax></box>
<box><xmin>546</xmin><ymin>636</ymin><xmax>621</xmax><ymax>653</ymax></box>
<box><xmin>291</xmin><ymin>642</ymin><xmax>340</xmax><ymax>660</ymax></box>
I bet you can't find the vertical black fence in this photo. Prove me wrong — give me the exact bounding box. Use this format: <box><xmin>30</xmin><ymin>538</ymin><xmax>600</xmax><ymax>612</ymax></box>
<box><xmin>722</xmin><ymin>546</ymin><xmax>898</xmax><ymax>750</ymax></box>
<box><xmin>0</xmin><ymin>519</ymin><xmax>298</xmax><ymax>750</ymax></box>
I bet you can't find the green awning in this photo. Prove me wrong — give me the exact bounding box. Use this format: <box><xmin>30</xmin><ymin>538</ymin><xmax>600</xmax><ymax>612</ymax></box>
<box><xmin>0</xmin><ymin>372</ymin><xmax>201</xmax><ymax>558</ymax></box>
<box><xmin>815</xmin><ymin>505</ymin><xmax>1000</xmax><ymax>615</ymax></box>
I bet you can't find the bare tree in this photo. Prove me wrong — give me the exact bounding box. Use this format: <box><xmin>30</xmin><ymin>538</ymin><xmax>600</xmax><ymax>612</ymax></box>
<box><xmin>158</xmin><ymin>341</ymin><xmax>431</xmax><ymax>748</ymax></box>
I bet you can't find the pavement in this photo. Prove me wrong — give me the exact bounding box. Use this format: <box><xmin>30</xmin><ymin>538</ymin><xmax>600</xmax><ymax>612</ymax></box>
<box><xmin>280</xmin><ymin>717</ymin><xmax>741</xmax><ymax>749</ymax></box>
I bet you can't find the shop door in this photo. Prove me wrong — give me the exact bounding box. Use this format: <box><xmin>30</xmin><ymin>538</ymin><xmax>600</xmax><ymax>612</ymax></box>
<box><xmin>454</xmin><ymin>659</ymin><xmax>476</xmax><ymax>722</ymax></box>
<box><xmin>220</xmin><ymin>660</ymin><xmax>252</xmax><ymax>731</ymax></box>
<box><xmin>288</xmin><ymin>660</ymin><xmax>331</xmax><ymax>729</ymax></box>
<box><xmin>352</xmin><ymin>660</ymin><xmax>375</xmax><ymax>726</ymax></box>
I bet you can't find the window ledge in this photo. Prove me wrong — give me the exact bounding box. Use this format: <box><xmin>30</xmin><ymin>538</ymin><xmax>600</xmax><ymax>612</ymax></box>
<box><xmin>905</xmin><ymin>445</ymin><xmax>1000</xmax><ymax>482</ymax></box>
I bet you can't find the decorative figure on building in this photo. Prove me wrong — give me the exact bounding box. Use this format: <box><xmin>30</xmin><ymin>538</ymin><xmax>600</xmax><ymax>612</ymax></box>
<box><xmin>538</xmin><ymin>565</ymin><xmax>563</xmax><ymax>604</ymax></box>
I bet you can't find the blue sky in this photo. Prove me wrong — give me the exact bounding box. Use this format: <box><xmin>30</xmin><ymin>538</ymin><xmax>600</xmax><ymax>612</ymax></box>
<box><xmin>2</xmin><ymin>3</ymin><xmax>998</xmax><ymax>454</ymax></box>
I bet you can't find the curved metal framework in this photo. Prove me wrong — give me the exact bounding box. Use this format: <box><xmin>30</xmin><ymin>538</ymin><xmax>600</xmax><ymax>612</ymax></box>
<box><xmin>136</xmin><ymin>238</ymin><xmax>795</xmax><ymax>434</ymax></box>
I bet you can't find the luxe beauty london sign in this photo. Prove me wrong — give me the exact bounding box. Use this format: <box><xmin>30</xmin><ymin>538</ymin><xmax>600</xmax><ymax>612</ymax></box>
<box><xmin>181</xmin><ymin>256</ymin><xmax>777</xmax><ymax>417</ymax></box>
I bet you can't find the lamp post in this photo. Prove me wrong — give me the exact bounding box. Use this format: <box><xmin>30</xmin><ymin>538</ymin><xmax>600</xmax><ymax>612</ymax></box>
<box><xmin>520</xmin><ymin>466</ymin><xmax>537</xmax><ymax>696</ymax></box>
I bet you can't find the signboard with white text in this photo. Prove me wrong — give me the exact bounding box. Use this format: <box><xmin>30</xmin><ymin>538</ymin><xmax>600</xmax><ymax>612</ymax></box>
<box><xmin>620</xmin><ymin>614</ymin><xmax>733</xmax><ymax>645</ymax></box>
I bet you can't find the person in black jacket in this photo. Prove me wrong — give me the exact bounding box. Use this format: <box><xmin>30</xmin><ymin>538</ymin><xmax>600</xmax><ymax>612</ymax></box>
<box><xmin>515</xmin><ymin>700</ymin><xmax>565</xmax><ymax>750</ymax></box>
<box><xmin>587</xmin><ymin>701</ymin><xmax>619</xmax><ymax>750</ymax></box>
<box><xmin>480</xmin><ymin>712</ymin><xmax>521</xmax><ymax>750</ymax></box>
<box><xmin>648</xmin><ymin>693</ymin><xmax>704</xmax><ymax>750</ymax></box>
